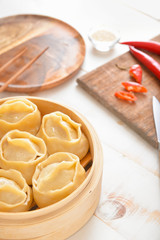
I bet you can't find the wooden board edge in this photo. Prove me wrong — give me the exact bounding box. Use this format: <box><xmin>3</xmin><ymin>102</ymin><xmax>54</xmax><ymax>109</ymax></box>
<box><xmin>77</xmin><ymin>78</ymin><xmax>157</xmax><ymax>149</ymax></box>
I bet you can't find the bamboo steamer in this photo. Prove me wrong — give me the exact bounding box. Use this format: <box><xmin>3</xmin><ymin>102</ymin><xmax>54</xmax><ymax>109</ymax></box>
<box><xmin>0</xmin><ymin>96</ymin><xmax>103</xmax><ymax>240</ymax></box>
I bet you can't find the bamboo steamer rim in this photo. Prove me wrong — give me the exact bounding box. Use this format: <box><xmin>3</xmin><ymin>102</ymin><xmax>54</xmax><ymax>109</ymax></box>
<box><xmin>0</xmin><ymin>96</ymin><xmax>102</xmax><ymax>222</ymax></box>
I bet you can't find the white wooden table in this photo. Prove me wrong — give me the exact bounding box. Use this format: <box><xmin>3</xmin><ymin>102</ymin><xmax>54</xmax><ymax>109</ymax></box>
<box><xmin>0</xmin><ymin>0</ymin><xmax>160</xmax><ymax>239</ymax></box>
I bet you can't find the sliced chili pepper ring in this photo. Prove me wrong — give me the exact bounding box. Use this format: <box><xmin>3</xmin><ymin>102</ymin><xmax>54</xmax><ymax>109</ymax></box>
<box><xmin>114</xmin><ymin>91</ymin><xmax>137</xmax><ymax>102</ymax></box>
<box><xmin>129</xmin><ymin>64</ymin><xmax>142</xmax><ymax>83</ymax></box>
<box><xmin>122</xmin><ymin>81</ymin><xmax>147</xmax><ymax>93</ymax></box>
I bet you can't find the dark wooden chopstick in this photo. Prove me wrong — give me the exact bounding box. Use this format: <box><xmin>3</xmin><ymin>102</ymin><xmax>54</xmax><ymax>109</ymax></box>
<box><xmin>80</xmin><ymin>152</ymin><xmax>92</xmax><ymax>169</ymax></box>
<box><xmin>0</xmin><ymin>46</ymin><xmax>49</xmax><ymax>93</ymax></box>
<box><xmin>0</xmin><ymin>48</ymin><xmax>27</xmax><ymax>73</ymax></box>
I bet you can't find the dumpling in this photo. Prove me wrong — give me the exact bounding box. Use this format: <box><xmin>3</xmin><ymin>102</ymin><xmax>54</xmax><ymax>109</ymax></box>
<box><xmin>37</xmin><ymin>111</ymin><xmax>89</xmax><ymax>159</ymax></box>
<box><xmin>32</xmin><ymin>152</ymin><xmax>86</xmax><ymax>208</ymax></box>
<box><xmin>0</xmin><ymin>130</ymin><xmax>47</xmax><ymax>185</ymax></box>
<box><xmin>0</xmin><ymin>169</ymin><xmax>32</xmax><ymax>212</ymax></box>
<box><xmin>0</xmin><ymin>98</ymin><xmax>41</xmax><ymax>138</ymax></box>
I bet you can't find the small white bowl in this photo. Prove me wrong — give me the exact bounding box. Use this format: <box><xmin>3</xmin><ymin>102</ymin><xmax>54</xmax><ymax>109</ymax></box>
<box><xmin>88</xmin><ymin>25</ymin><xmax>120</xmax><ymax>52</ymax></box>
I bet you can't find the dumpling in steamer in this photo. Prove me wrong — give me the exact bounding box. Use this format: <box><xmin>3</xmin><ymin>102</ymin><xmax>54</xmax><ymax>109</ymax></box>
<box><xmin>0</xmin><ymin>98</ymin><xmax>41</xmax><ymax>138</ymax></box>
<box><xmin>32</xmin><ymin>152</ymin><xmax>86</xmax><ymax>208</ymax></box>
<box><xmin>0</xmin><ymin>169</ymin><xmax>32</xmax><ymax>212</ymax></box>
<box><xmin>0</xmin><ymin>130</ymin><xmax>47</xmax><ymax>185</ymax></box>
<box><xmin>37</xmin><ymin>111</ymin><xmax>89</xmax><ymax>159</ymax></box>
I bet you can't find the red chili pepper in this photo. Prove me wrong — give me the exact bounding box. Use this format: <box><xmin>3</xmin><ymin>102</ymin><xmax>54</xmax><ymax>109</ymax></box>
<box><xmin>129</xmin><ymin>46</ymin><xmax>160</xmax><ymax>80</ymax></box>
<box><xmin>129</xmin><ymin>64</ymin><xmax>142</xmax><ymax>83</ymax></box>
<box><xmin>114</xmin><ymin>91</ymin><xmax>137</xmax><ymax>102</ymax></box>
<box><xmin>122</xmin><ymin>81</ymin><xmax>147</xmax><ymax>93</ymax></box>
<box><xmin>120</xmin><ymin>41</ymin><xmax>160</xmax><ymax>55</ymax></box>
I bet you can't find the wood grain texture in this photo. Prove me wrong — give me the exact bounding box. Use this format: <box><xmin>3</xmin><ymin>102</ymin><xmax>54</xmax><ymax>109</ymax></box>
<box><xmin>94</xmin><ymin>144</ymin><xmax>160</xmax><ymax>240</ymax></box>
<box><xmin>77</xmin><ymin>35</ymin><xmax>160</xmax><ymax>148</ymax></box>
<box><xmin>0</xmin><ymin>14</ymin><xmax>85</xmax><ymax>92</ymax></box>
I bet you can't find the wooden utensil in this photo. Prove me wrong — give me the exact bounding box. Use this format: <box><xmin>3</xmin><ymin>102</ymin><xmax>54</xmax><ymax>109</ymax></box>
<box><xmin>80</xmin><ymin>152</ymin><xmax>92</xmax><ymax>170</ymax></box>
<box><xmin>0</xmin><ymin>14</ymin><xmax>85</xmax><ymax>92</ymax></box>
<box><xmin>0</xmin><ymin>47</ymin><xmax>48</xmax><ymax>93</ymax></box>
<box><xmin>0</xmin><ymin>48</ymin><xmax>27</xmax><ymax>72</ymax></box>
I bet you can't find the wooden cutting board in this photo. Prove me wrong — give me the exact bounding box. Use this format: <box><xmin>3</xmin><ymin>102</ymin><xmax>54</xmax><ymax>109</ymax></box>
<box><xmin>0</xmin><ymin>14</ymin><xmax>85</xmax><ymax>92</ymax></box>
<box><xmin>77</xmin><ymin>35</ymin><xmax>160</xmax><ymax>148</ymax></box>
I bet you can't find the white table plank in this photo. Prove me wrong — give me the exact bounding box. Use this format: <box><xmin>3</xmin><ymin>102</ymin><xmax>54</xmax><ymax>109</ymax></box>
<box><xmin>121</xmin><ymin>0</ymin><xmax>160</xmax><ymax>21</ymax></box>
<box><xmin>68</xmin><ymin>215</ymin><xmax>127</xmax><ymax>240</ymax></box>
<box><xmin>95</xmin><ymin>144</ymin><xmax>160</xmax><ymax>240</ymax></box>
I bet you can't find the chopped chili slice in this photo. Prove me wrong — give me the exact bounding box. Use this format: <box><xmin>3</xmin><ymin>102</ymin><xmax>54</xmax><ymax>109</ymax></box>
<box><xmin>122</xmin><ymin>81</ymin><xmax>147</xmax><ymax>93</ymax></box>
<box><xmin>129</xmin><ymin>64</ymin><xmax>142</xmax><ymax>83</ymax></box>
<box><xmin>114</xmin><ymin>91</ymin><xmax>137</xmax><ymax>102</ymax></box>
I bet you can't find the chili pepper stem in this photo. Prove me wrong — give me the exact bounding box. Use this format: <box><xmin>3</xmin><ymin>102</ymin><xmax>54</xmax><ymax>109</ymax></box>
<box><xmin>115</xmin><ymin>63</ymin><xmax>130</xmax><ymax>70</ymax></box>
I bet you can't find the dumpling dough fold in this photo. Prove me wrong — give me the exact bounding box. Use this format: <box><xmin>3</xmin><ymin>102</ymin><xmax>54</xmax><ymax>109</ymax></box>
<box><xmin>0</xmin><ymin>130</ymin><xmax>47</xmax><ymax>185</ymax></box>
<box><xmin>0</xmin><ymin>169</ymin><xmax>32</xmax><ymax>212</ymax></box>
<box><xmin>32</xmin><ymin>152</ymin><xmax>86</xmax><ymax>208</ymax></box>
<box><xmin>0</xmin><ymin>98</ymin><xmax>41</xmax><ymax>138</ymax></box>
<box><xmin>37</xmin><ymin>111</ymin><xmax>89</xmax><ymax>159</ymax></box>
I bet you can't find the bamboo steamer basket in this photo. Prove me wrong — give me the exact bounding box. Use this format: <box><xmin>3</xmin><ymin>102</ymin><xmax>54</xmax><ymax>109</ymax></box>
<box><xmin>0</xmin><ymin>96</ymin><xmax>103</xmax><ymax>240</ymax></box>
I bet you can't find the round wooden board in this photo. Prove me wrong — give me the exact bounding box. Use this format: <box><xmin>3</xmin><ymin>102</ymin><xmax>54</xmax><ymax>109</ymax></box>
<box><xmin>0</xmin><ymin>14</ymin><xmax>86</xmax><ymax>92</ymax></box>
